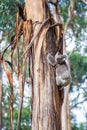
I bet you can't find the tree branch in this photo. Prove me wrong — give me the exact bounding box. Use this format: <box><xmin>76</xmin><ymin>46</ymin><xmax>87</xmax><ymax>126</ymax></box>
<box><xmin>64</xmin><ymin>0</ymin><xmax>75</xmax><ymax>34</ymax></box>
<box><xmin>81</xmin><ymin>0</ymin><xmax>87</xmax><ymax>5</ymax></box>
<box><xmin>1</xmin><ymin>21</ymin><xmax>23</xmax><ymax>59</ymax></box>
<box><xmin>71</xmin><ymin>98</ymin><xmax>87</xmax><ymax>109</ymax></box>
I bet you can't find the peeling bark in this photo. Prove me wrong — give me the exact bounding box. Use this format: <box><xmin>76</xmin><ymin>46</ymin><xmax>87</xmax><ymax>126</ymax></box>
<box><xmin>26</xmin><ymin>0</ymin><xmax>62</xmax><ymax>130</ymax></box>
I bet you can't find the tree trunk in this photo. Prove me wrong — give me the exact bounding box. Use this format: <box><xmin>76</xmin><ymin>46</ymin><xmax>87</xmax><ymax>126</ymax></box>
<box><xmin>61</xmin><ymin>86</ymin><xmax>71</xmax><ymax>130</ymax></box>
<box><xmin>0</xmin><ymin>63</ymin><xmax>2</xmax><ymax>130</ymax></box>
<box><xmin>67</xmin><ymin>89</ymin><xmax>71</xmax><ymax>130</ymax></box>
<box><xmin>26</xmin><ymin>0</ymin><xmax>63</xmax><ymax>130</ymax></box>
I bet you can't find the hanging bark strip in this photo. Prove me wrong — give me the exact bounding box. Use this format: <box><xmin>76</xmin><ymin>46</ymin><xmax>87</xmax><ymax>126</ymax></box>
<box><xmin>0</xmin><ymin>61</ymin><xmax>13</xmax><ymax>90</ymax></box>
<box><xmin>16</xmin><ymin>74</ymin><xmax>23</xmax><ymax>130</ymax></box>
<box><xmin>1</xmin><ymin>21</ymin><xmax>23</xmax><ymax>59</ymax></box>
<box><xmin>23</xmin><ymin>20</ymin><xmax>33</xmax><ymax>60</ymax></box>
<box><xmin>22</xmin><ymin>18</ymin><xmax>50</xmax><ymax>57</ymax></box>
<box><xmin>0</xmin><ymin>59</ymin><xmax>13</xmax><ymax>130</ymax></box>
<box><xmin>16</xmin><ymin>13</ymin><xmax>23</xmax><ymax>130</ymax></box>
<box><xmin>22</xmin><ymin>20</ymin><xmax>33</xmax><ymax>83</ymax></box>
<box><xmin>16</xmin><ymin>12</ymin><xmax>20</xmax><ymax>76</ymax></box>
<box><xmin>16</xmin><ymin>16</ymin><xmax>33</xmax><ymax>130</ymax></box>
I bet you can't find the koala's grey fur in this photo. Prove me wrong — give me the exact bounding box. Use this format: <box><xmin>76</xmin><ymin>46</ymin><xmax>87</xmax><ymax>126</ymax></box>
<box><xmin>47</xmin><ymin>52</ymin><xmax>71</xmax><ymax>87</ymax></box>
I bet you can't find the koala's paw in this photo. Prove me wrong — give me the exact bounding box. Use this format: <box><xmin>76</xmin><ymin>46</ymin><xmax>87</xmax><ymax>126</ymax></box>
<box><xmin>47</xmin><ymin>53</ymin><xmax>56</xmax><ymax>66</ymax></box>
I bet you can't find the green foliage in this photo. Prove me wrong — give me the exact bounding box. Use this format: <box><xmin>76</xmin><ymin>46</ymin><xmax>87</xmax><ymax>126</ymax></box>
<box><xmin>59</xmin><ymin>0</ymin><xmax>87</xmax><ymax>40</ymax></box>
<box><xmin>69</xmin><ymin>52</ymin><xmax>87</xmax><ymax>85</ymax></box>
<box><xmin>2</xmin><ymin>84</ymin><xmax>31</xmax><ymax>130</ymax></box>
<box><xmin>13</xmin><ymin>106</ymin><xmax>31</xmax><ymax>130</ymax></box>
<box><xmin>0</xmin><ymin>0</ymin><xmax>24</xmax><ymax>41</ymax></box>
<box><xmin>2</xmin><ymin>84</ymin><xmax>10</xmax><ymax>129</ymax></box>
<box><xmin>0</xmin><ymin>1</ymin><xmax>15</xmax><ymax>32</ymax></box>
<box><xmin>72</xmin><ymin>123</ymin><xmax>84</xmax><ymax>130</ymax></box>
<box><xmin>71</xmin><ymin>113</ymin><xmax>85</xmax><ymax>130</ymax></box>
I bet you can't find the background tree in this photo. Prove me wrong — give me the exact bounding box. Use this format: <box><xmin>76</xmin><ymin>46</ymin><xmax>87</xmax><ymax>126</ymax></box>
<box><xmin>0</xmin><ymin>53</ymin><xmax>2</xmax><ymax>130</ymax></box>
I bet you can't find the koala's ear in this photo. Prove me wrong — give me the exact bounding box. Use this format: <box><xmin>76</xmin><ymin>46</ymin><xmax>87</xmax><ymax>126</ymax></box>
<box><xmin>47</xmin><ymin>53</ymin><xmax>56</xmax><ymax>66</ymax></box>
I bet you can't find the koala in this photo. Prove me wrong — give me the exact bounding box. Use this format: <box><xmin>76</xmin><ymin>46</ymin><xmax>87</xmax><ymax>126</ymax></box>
<box><xmin>47</xmin><ymin>52</ymin><xmax>71</xmax><ymax>87</ymax></box>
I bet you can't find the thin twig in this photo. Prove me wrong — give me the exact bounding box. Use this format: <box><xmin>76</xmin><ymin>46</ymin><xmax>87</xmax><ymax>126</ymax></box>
<box><xmin>71</xmin><ymin>98</ymin><xmax>87</xmax><ymax>109</ymax></box>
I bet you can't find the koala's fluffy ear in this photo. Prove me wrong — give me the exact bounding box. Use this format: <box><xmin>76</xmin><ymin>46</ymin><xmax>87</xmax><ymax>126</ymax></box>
<box><xmin>47</xmin><ymin>53</ymin><xmax>56</xmax><ymax>66</ymax></box>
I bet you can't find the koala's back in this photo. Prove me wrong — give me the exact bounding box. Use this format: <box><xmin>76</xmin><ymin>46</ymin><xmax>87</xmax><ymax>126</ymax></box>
<box><xmin>56</xmin><ymin>64</ymin><xmax>68</xmax><ymax>75</ymax></box>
